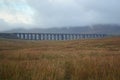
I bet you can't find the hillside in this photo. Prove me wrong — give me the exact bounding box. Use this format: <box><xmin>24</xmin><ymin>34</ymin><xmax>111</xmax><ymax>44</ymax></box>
<box><xmin>2</xmin><ymin>24</ymin><xmax>120</xmax><ymax>35</ymax></box>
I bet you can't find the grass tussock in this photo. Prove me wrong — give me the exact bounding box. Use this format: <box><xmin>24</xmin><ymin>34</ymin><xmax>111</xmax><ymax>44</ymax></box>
<box><xmin>0</xmin><ymin>37</ymin><xmax>120</xmax><ymax>80</ymax></box>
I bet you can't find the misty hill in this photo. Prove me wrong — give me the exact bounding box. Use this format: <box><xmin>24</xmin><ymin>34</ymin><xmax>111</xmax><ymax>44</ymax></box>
<box><xmin>2</xmin><ymin>24</ymin><xmax>120</xmax><ymax>35</ymax></box>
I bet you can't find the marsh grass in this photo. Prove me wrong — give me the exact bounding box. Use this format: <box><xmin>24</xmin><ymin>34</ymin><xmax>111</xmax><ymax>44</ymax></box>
<box><xmin>0</xmin><ymin>37</ymin><xmax>120</xmax><ymax>80</ymax></box>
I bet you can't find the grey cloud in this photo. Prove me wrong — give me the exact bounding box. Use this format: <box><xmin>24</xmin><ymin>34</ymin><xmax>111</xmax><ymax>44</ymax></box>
<box><xmin>0</xmin><ymin>19</ymin><xmax>16</xmax><ymax>31</ymax></box>
<box><xmin>26</xmin><ymin>0</ymin><xmax>120</xmax><ymax>27</ymax></box>
<box><xmin>0</xmin><ymin>0</ymin><xmax>120</xmax><ymax>31</ymax></box>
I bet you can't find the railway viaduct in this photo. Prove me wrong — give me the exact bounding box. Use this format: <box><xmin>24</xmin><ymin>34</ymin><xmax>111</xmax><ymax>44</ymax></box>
<box><xmin>0</xmin><ymin>33</ymin><xmax>107</xmax><ymax>40</ymax></box>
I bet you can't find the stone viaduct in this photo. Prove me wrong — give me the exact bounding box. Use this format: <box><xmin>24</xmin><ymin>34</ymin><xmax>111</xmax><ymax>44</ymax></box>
<box><xmin>0</xmin><ymin>33</ymin><xmax>107</xmax><ymax>40</ymax></box>
<box><xmin>5</xmin><ymin>33</ymin><xmax>108</xmax><ymax>40</ymax></box>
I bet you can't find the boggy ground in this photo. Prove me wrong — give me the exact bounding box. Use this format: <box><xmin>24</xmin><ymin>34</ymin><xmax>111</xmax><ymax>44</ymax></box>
<box><xmin>0</xmin><ymin>37</ymin><xmax>120</xmax><ymax>80</ymax></box>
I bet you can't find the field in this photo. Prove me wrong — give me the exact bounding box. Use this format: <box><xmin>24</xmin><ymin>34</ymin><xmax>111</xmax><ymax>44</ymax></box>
<box><xmin>0</xmin><ymin>37</ymin><xmax>120</xmax><ymax>80</ymax></box>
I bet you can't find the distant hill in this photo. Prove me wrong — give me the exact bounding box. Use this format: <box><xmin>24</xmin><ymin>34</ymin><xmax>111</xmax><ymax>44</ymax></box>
<box><xmin>2</xmin><ymin>24</ymin><xmax>120</xmax><ymax>35</ymax></box>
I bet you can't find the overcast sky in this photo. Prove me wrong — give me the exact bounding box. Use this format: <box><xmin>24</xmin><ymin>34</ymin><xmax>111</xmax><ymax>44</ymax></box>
<box><xmin>0</xmin><ymin>0</ymin><xmax>120</xmax><ymax>31</ymax></box>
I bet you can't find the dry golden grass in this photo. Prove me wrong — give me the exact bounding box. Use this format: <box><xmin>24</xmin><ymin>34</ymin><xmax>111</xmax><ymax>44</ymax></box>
<box><xmin>0</xmin><ymin>37</ymin><xmax>120</xmax><ymax>80</ymax></box>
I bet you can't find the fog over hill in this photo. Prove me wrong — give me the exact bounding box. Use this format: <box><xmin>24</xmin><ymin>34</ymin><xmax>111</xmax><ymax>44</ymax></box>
<box><xmin>2</xmin><ymin>24</ymin><xmax>120</xmax><ymax>35</ymax></box>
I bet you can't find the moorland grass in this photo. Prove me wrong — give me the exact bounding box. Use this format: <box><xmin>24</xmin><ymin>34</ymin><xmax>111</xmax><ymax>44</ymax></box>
<box><xmin>0</xmin><ymin>37</ymin><xmax>120</xmax><ymax>80</ymax></box>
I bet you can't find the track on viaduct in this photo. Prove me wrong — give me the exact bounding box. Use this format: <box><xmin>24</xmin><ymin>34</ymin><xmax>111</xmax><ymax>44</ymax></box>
<box><xmin>0</xmin><ymin>33</ymin><xmax>107</xmax><ymax>40</ymax></box>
